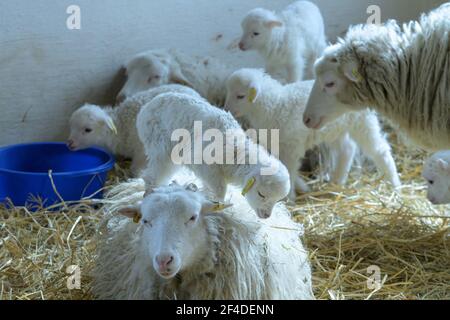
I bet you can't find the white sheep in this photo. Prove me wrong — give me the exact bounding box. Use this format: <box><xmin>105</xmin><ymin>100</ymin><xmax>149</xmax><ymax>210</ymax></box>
<box><xmin>117</xmin><ymin>48</ymin><xmax>231</xmax><ymax>106</ymax></box>
<box><xmin>92</xmin><ymin>179</ymin><xmax>314</xmax><ymax>300</ymax></box>
<box><xmin>68</xmin><ymin>84</ymin><xmax>201</xmax><ymax>176</ymax></box>
<box><xmin>422</xmin><ymin>150</ymin><xmax>450</xmax><ymax>205</ymax></box>
<box><xmin>136</xmin><ymin>92</ymin><xmax>291</xmax><ymax>219</ymax></box>
<box><xmin>303</xmin><ymin>4</ymin><xmax>450</xmax><ymax>151</ymax></box>
<box><xmin>225</xmin><ymin>68</ymin><xmax>401</xmax><ymax>198</ymax></box>
<box><xmin>239</xmin><ymin>1</ymin><xmax>327</xmax><ymax>83</ymax></box>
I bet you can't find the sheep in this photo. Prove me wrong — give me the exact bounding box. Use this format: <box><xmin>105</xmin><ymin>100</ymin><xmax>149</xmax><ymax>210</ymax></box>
<box><xmin>225</xmin><ymin>68</ymin><xmax>401</xmax><ymax>198</ymax></box>
<box><xmin>68</xmin><ymin>84</ymin><xmax>201</xmax><ymax>176</ymax></box>
<box><xmin>239</xmin><ymin>1</ymin><xmax>327</xmax><ymax>83</ymax></box>
<box><xmin>136</xmin><ymin>91</ymin><xmax>291</xmax><ymax>219</ymax></box>
<box><xmin>422</xmin><ymin>150</ymin><xmax>450</xmax><ymax>205</ymax></box>
<box><xmin>117</xmin><ymin>48</ymin><xmax>231</xmax><ymax>107</ymax></box>
<box><xmin>92</xmin><ymin>179</ymin><xmax>314</xmax><ymax>300</ymax></box>
<box><xmin>303</xmin><ymin>4</ymin><xmax>450</xmax><ymax>151</ymax></box>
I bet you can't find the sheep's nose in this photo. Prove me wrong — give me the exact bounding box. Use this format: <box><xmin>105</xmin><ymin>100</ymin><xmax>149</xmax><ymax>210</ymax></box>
<box><xmin>116</xmin><ymin>93</ymin><xmax>126</xmax><ymax>104</ymax></box>
<box><xmin>67</xmin><ymin>140</ymin><xmax>74</xmax><ymax>149</ymax></box>
<box><xmin>156</xmin><ymin>254</ymin><xmax>174</xmax><ymax>269</ymax></box>
<box><xmin>238</xmin><ymin>42</ymin><xmax>245</xmax><ymax>51</ymax></box>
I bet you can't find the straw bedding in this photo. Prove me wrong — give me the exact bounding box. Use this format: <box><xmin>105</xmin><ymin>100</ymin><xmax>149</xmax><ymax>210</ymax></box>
<box><xmin>0</xmin><ymin>132</ymin><xmax>449</xmax><ymax>300</ymax></box>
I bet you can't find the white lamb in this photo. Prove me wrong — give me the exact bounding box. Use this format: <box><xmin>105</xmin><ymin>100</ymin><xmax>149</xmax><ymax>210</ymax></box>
<box><xmin>239</xmin><ymin>1</ymin><xmax>327</xmax><ymax>83</ymax></box>
<box><xmin>68</xmin><ymin>84</ymin><xmax>201</xmax><ymax>176</ymax></box>
<box><xmin>226</xmin><ymin>68</ymin><xmax>401</xmax><ymax>199</ymax></box>
<box><xmin>303</xmin><ymin>4</ymin><xmax>450</xmax><ymax>151</ymax></box>
<box><xmin>136</xmin><ymin>92</ymin><xmax>290</xmax><ymax>219</ymax></box>
<box><xmin>117</xmin><ymin>48</ymin><xmax>231</xmax><ymax>106</ymax></box>
<box><xmin>92</xmin><ymin>180</ymin><xmax>314</xmax><ymax>300</ymax></box>
<box><xmin>422</xmin><ymin>150</ymin><xmax>450</xmax><ymax>205</ymax></box>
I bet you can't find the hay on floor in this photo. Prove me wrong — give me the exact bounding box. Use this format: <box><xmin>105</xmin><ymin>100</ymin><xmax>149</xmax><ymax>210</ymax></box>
<box><xmin>0</xmin><ymin>134</ymin><xmax>449</xmax><ymax>300</ymax></box>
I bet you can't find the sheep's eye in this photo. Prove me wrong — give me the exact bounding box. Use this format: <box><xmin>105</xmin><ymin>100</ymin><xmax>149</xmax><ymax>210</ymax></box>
<box><xmin>257</xmin><ymin>191</ymin><xmax>266</xmax><ymax>199</ymax></box>
<box><xmin>187</xmin><ymin>215</ymin><xmax>197</xmax><ymax>224</ymax></box>
<box><xmin>429</xmin><ymin>180</ymin><xmax>434</xmax><ymax>185</ymax></box>
<box><xmin>237</xmin><ymin>95</ymin><xmax>245</xmax><ymax>100</ymax></box>
<box><xmin>253</xmin><ymin>32</ymin><xmax>260</xmax><ymax>36</ymax></box>
<box><xmin>325</xmin><ymin>82</ymin><xmax>335</xmax><ymax>88</ymax></box>
<box><xmin>330</xmin><ymin>57</ymin><xmax>338</xmax><ymax>63</ymax></box>
<box><xmin>153</xmin><ymin>75</ymin><xmax>160</xmax><ymax>79</ymax></box>
<box><xmin>84</xmin><ymin>128</ymin><xmax>92</xmax><ymax>133</ymax></box>
<box><xmin>142</xmin><ymin>219</ymin><xmax>152</xmax><ymax>226</ymax></box>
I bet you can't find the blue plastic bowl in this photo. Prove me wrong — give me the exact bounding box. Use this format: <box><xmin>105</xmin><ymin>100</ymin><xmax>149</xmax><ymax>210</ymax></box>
<box><xmin>0</xmin><ymin>142</ymin><xmax>115</xmax><ymax>208</ymax></box>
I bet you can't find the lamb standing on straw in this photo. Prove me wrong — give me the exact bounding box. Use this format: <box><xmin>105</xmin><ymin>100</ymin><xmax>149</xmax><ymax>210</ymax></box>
<box><xmin>92</xmin><ymin>179</ymin><xmax>314</xmax><ymax>300</ymax></box>
<box><xmin>226</xmin><ymin>68</ymin><xmax>401</xmax><ymax>199</ymax></box>
<box><xmin>239</xmin><ymin>1</ymin><xmax>327</xmax><ymax>82</ymax></box>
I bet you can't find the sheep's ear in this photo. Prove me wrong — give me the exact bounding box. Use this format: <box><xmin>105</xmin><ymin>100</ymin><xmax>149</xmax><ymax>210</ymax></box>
<box><xmin>248</xmin><ymin>86</ymin><xmax>259</xmax><ymax>103</ymax></box>
<box><xmin>242</xmin><ymin>177</ymin><xmax>256</xmax><ymax>196</ymax></box>
<box><xmin>98</xmin><ymin>115</ymin><xmax>118</xmax><ymax>135</ymax></box>
<box><xmin>201</xmin><ymin>200</ymin><xmax>233</xmax><ymax>214</ymax></box>
<box><xmin>342</xmin><ymin>61</ymin><xmax>363</xmax><ymax>83</ymax></box>
<box><xmin>105</xmin><ymin>118</ymin><xmax>118</xmax><ymax>135</ymax></box>
<box><xmin>437</xmin><ymin>159</ymin><xmax>449</xmax><ymax>171</ymax></box>
<box><xmin>185</xmin><ymin>183</ymin><xmax>199</xmax><ymax>192</ymax></box>
<box><xmin>119</xmin><ymin>204</ymin><xmax>142</xmax><ymax>223</ymax></box>
<box><xmin>264</xmin><ymin>20</ymin><xmax>283</xmax><ymax>29</ymax></box>
<box><xmin>170</xmin><ymin>67</ymin><xmax>193</xmax><ymax>88</ymax></box>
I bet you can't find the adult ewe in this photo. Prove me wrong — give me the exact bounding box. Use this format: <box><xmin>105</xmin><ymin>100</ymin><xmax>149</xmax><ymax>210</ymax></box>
<box><xmin>303</xmin><ymin>4</ymin><xmax>450</xmax><ymax>151</ymax></box>
<box><xmin>92</xmin><ymin>180</ymin><xmax>314</xmax><ymax>300</ymax></box>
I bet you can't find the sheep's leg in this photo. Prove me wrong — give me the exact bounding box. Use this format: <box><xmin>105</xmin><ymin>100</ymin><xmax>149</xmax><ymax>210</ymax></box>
<box><xmin>141</xmin><ymin>152</ymin><xmax>176</xmax><ymax>189</ymax></box>
<box><xmin>280</xmin><ymin>149</ymin><xmax>309</xmax><ymax>201</ymax></box>
<box><xmin>130</xmin><ymin>151</ymin><xmax>148</xmax><ymax>178</ymax></box>
<box><xmin>330</xmin><ymin>133</ymin><xmax>357</xmax><ymax>185</ymax></box>
<box><xmin>294</xmin><ymin>176</ymin><xmax>310</xmax><ymax>194</ymax></box>
<box><xmin>350</xmin><ymin>122</ymin><xmax>401</xmax><ymax>187</ymax></box>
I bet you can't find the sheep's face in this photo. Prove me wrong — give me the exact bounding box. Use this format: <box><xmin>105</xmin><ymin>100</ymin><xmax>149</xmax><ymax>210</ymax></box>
<box><xmin>117</xmin><ymin>57</ymin><xmax>170</xmax><ymax>103</ymax></box>
<box><xmin>422</xmin><ymin>155</ymin><xmax>450</xmax><ymax>205</ymax></box>
<box><xmin>119</xmin><ymin>184</ymin><xmax>230</xmax><ymax>279</ymax></box>
<box><xmin>239</xmin><ymin>9</ymin><xmax>283</xmax><ymax>51</ymax></box>
<box><xmin>68</xmin><ymin>105</ymin><xmax>116</xmax><ymax>151</ymax></box>
<box><xmin>243</xmin><ymin>165</ymin><xmax>290</xmax><ymax>219</ymax></box>
<box><xmin>303</xmin><ymin>45</ymin><xmax>365</xmax><ymax>130</ymax></box>
<box><xmin>225</xmin><ymin>69</ymin><xmax>262</xmax><ymax>117</ymax></box>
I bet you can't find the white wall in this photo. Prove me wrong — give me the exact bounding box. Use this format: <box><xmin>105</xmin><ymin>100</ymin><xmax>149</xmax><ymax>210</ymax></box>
<box><xmin>0</xmin><ymin>0</ymin><xmax>446</xmax><ymax>146</ymax></box>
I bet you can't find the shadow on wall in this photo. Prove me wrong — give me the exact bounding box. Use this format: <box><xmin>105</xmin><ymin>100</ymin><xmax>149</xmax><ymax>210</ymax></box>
<box><xmin>105</xmin><ymin>67</ymin><xmax>127</xmax><ymax>106</ymax></box>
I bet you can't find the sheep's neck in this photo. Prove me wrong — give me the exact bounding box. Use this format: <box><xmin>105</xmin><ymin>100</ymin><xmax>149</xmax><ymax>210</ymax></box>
<box><xmin>252</xmin><ymin>85</ymin><xmax>287</xmax><ymax>124</ymax></box>
<box><xmin>260</xmin><ymin>27</ymin><xmax>287</xmax><ymax>61</ymax></box>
